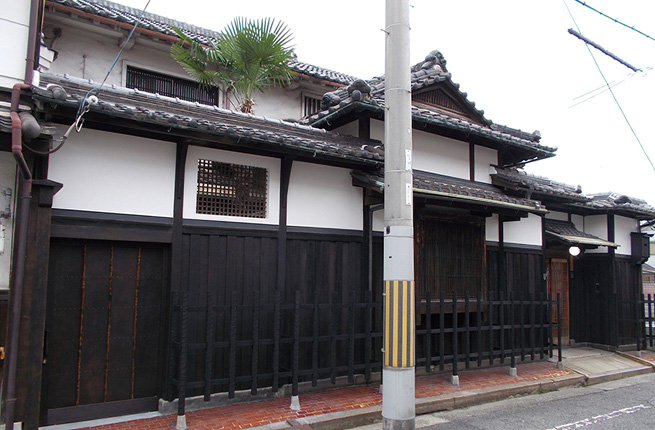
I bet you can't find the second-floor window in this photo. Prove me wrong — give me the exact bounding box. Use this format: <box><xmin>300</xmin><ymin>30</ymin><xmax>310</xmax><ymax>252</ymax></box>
<box><xmin>126</xmin><ymin>66</ymin><xmax>219</xmax><ymax>106</ymax></box>
<box><xmin>303</xmin><ymin>95</ymin><xmax>322</xmax><ymax>117</ymax></box>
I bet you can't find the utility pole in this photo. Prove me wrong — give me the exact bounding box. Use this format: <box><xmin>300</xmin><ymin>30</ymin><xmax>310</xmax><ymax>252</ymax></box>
<box><xmin>383</xmin><ymin>0</ymin><xmax>415</xmax><ymax>429</ymax></box>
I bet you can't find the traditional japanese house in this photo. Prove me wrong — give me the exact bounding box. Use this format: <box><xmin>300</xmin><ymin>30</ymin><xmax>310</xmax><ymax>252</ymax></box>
<box><xmin>2</xmin><ymin>0</ymin><xmax>654</xmax><ymax>428</ymax></box>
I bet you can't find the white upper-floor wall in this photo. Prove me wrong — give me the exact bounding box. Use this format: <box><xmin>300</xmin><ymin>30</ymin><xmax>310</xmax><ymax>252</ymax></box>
<box><xmin>0</xmin><ymin>0</ymin><xmax>31</xmax><ymax>87</ymax></box>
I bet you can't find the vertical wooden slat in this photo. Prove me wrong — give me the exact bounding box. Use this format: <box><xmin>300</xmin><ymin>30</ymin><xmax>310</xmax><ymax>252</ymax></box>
<box><xmin>439</xmin><ymin>292</ymin><xmax>444</xmax><ymax>371</ymax></box>
<box><xmin>251</xmin><ymin>288</ymin><xmax>260</xmax><ymax>395</ymax></box>
<box><xmin>530</xmin><ymin>293</ymin><xmax>536</xmax><ymax>360</ymax></box>
<box><xmin>272</xmin><ymin>289</ymin><xmax>280</xmax><ymax>392</ymax></box>
<box><xmin>364</xmin><ymin>290</ymin><xmax>372</xmax><ymax>383</ymax></box>
<box><xmin>178</xmin><ymin>291</ymin><xmax>188</xmax><ymax>417</ymax></box>
<box><xmin>464</xmin><ymin>292</ymin><xmax>470</xmax><ymax>370</ymax></box>
<box><xmin>348</xmin><ymin>291</ymin><xmax>355</xmax><ymax>383</ymax></box>
<box><xmin>476</xmin><ymin>291</ymin><xmax>482</xmax><ymax>367</ymax></box>
<box><xmin>499</xmin><ymin>291</ymin><xmax>505</xmax><ymax>364</ymax></box>
<box><xmin>292</xmin><ymin>290</ymin><xmax>300</xmax><ymax>397</ymax></box>
<box><xmin>103</xmin><ymin>247</ymin><xmax>114</xmax><ymax>402</ymax></box>
<box><xmin>510</xmin><ymin>292</ymin><xmax>516</xmax><ymax>370</ymax></box>
<box><xmin>130</xmin><ymin>248</ymin><xmax>142</xmax><ymax>399</ymax></box>
<box><xmin>488</xmin><ymin>291</ymin><xmax>494</xmax><ymax>365</ymax></box>
<box><xmin>330</xmin><ymin>292</ymin><xmax>338</xmax><ymax>384</ymax></box>
<box><xmin>452</xmin><ymin>291</ymin><xmax>458</xmax><ymax>377</ymax></box>
<box><xmin>167</xmin><ymin>291</ymin><xmax>179</xmax><ymax>401</ymax></box>
<box><xmin>312</xmin><ymin>291</ymin><xmax>319</xmax><ymax>387</ymax></box>
<box><xmin>425</xmin><ymin>292</ymin><xmax>432</xmax><ymax>372</ymax></box>
<box><xmin>228</xmin><ymin>291</ymin><xmax>237</xmax><ymax>399</ymax></box>
<box><xmin>520</xmin><ymin>292</ymin><xmax>525</xmax><ymax>361</ymax></box>
<box><xmin>205</xmin><ymin>287</ymin><xmax>215</xmax><ymax>401</ymax></box>
<box><xmin>557</xmin><ymin>293</ymin><xmax>562</xmax><ymax>364</ymax></box>
<box><xmin>75</xmin><ymin>246</ymin><xmax>87</xmax><ymax>406</ymax></box>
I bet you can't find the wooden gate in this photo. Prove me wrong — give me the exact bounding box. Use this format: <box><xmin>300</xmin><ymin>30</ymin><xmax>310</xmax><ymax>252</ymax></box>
<box><xmin>43</xmin><ymin>240</ymin><xmax>168</xmax><ymax>425</ymax></box>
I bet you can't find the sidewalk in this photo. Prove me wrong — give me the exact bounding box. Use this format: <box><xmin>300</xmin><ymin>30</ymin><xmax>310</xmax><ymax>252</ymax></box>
<box><xmin>41</xmin><ymin>348</ymin><xmax>655</xmax><ymax>430</ymax></box>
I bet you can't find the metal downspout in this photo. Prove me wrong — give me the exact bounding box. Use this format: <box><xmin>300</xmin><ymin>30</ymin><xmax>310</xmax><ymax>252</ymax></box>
<box><xmin>4</xmin><ymin>0</ymin><xmax>40</xmax><ymax>428</ymax></box>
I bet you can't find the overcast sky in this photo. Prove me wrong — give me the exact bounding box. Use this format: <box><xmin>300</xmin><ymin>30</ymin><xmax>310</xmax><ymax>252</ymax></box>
<box><xmin>113</xmin><ymin>0</ymin><xmax>655</xmax><ymax>208</ymax></box>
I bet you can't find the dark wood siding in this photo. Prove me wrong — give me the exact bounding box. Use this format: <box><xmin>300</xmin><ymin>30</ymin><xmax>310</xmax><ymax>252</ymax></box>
<box><xmin>415</xmin><ymin>214</ymin><xmax>485</xmax><ymax>300</ymax></box>
<box><xmin>44</xmin><ymin>240</ymin><xmax>168</xmax><ymax>424</ymax></box>
<box><xmin>177</xmin><ymin>227</ymin><xmax>378</xmax><ymax>396</ymax></box>
<box><xmin>487</xmin><ymin>244</ymin><xmax>544</xmax><ymax>297</ymax></box>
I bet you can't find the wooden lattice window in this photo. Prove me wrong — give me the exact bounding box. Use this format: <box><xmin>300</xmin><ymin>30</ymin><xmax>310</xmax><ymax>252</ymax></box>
<box><xmin>303</xmin><ymin>95</ymin><xmax>322</xmax><ymax>117</ymax></box>
<box><xmin>126</xmin><ymin>66</ymin><xmax>219</xmax><ymax>106</ymax></box>
<box><xmin>196</xmin><ymin>160</ymin><xmax>268</xmax><ymax>218</ymax></box>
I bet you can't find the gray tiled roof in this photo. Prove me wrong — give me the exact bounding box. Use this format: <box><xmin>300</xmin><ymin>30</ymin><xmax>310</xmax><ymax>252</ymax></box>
<box><xmin>302</xmin><ymin>51</ymin><xmax>555</xmax><ymax>159</ymax></box>
<box><xmin>48</xmin><ymin>0</ymin><xmax>358</xmax><ymax>85</ymax></box>
<box><xmin>33</xmin><ymin>73</ymin><xmax>383</xmax><ymax>165</ymax></box>
<box><xmin>352</xmin><ymin>169</ymin><xmax>545</xmax><ymax>213</ymax></box>
<box><xmin>577</xmin><ymin>193</ymin><xmax>655</xmax><ymax>219</ymax></box>
<box><xmin>545</xmin><ymin>219</ymin><xmax>618</xmax><ymax>248</ymax></box>
<box><xmin>492</xmin><ymin>168</ymin><xmax>589</xmax><ymax>203</ymax></box>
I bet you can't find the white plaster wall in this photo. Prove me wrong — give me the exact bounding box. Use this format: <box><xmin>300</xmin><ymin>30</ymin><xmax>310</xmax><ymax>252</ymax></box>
<box><xmin>615</xmin><ymin>215</ymin><xmax>638</xmax><ymax>256</ymax></box>
<box><xmin>287</xmin><ymin>162</ymin><xmax>362</xmax><ymax>230</ymax></box>
<box><xmin>474</xmin><ymin>146</ymin><xmax>497</xmax><ymax>184</ymax></box>
<box><xmin>371</xmin><ymin>119</ymin><xmax>384</xmax><ymax>142</ymax></box>
<box><xmin>373</xmin><ymin>209</ymin><xmax>385</xmax><ymax>232</ymax></box>
<box><xmin>413</xmin><ymin>131</ymin><xmax>469</xmax><ymax>179</ymax></box>
<box><xmin>0</xmin><ymin>0</ymin><xmax>30</xmax><ymax>87</ymax></box>
<box><xmin>334</xmin><ymin>121</ymin><xmax>360</xmax><ymax>138</ymax></box>
<box><xmin>49</xmin><ymin>128</ymin><xmax>176</xmax><ymax>217</ymax></box>
<box><xmin>545</xmin><ymin>211</ymin><xmax>568</xmax><ymax>221</ymax></box>
<box><xmin>503</xmin><ymin>214</ymin><xmax>542</xmax><ymax>247</ymax></box>
<box><xmin>486</xmin><ymin>214</ymin><xmax>499</xmax><ymax>242</ymax></box>
<box><xmin>47</xmin><ymin>25</ymin><xmax>191</xmax><ymax>88</ymax></box>
<box><xmin>584</xmin><ymin>215</ymin><xmax>608</xmax><ymax>254</ymax></box>
<box><xmin>252</xmin><ymin>87</ymin><xmax>301</xmax><ymax>121</ymax></box>
<box><xmin>571</xmin><ymin>214</ymin><xmax>584</xmax><ymax>231</ymax></box>
<box><xmin>184</xmin><ymin>146</ymin><xmax>280</xmax><ymax>224</ymax></box>
<box><xmin>0</xmin><ymin>153</ymin><xmax>17</xmax><ymax>290</ymax></box>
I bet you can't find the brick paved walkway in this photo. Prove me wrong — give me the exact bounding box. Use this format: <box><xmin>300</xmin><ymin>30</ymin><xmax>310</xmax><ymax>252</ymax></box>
<box><xmin>68</xmin><ymin>361</ymin><xmax>570</xmax><ymax>430</ymax></box>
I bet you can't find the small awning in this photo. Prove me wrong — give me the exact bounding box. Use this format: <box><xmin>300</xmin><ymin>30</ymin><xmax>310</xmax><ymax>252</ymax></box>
<box><xmin>545</xmin><ymin>219</ymin><xmax>618</xmax><ymax>248</ymax></box>
<box><xmin>352</xmin><ymin>169</ymin><xmax>547</xmax><ymax>215</ymax></box>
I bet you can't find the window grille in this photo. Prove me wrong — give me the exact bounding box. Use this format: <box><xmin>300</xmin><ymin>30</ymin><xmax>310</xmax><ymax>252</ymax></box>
<box><xmin>196</xmin><ymin>159</ymin><xmax>268</xmax><ymax>218</ymax></box>
<box><xmin>303</xmin><ymin>95</ymin><xmax>322</xmax><ymax>117</ymax></box>
<box><xmin>126</xmin><ymin>66</ymin><xmax>219</xmax><ymax>106</ymax></box>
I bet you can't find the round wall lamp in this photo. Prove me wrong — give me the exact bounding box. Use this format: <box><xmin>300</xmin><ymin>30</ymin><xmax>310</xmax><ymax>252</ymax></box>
<box><xmin>568</xmin><ymin>246</ymin><xmax>581</xmax><ymax>257</ymax></box>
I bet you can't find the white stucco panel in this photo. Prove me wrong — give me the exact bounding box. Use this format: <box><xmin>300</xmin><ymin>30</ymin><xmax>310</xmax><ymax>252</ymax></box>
<box><xmin>503</xmin><ymin>214</ymin><xmax>542</xmax><ymax>247</ymax></box>
<box><xmin>287</xmin><ymin>162</ymin><xmax>362</xmax><ymax>230</ymax></box>
<box><xmin>474</xmin><ymin>146</ymin><xmax>497</xmax><ymax>184</ymax></box>
<box><xmin>583</xmin><ymin>215</ymin><xmax>608</xmax><ymax>254</ymax></box>
<box><xmin>412</xmin><ymin>131</ymin><xmax>469</xmax><ymax>179</ymax></box>
<box><xmin>49</xmin><ymin>128</ymin><xmax>176</xmax><ymax>217</ymax></box>
<box><xmin>545</xmin><ymin>211</ymin><xmax>569</xmax><ymax>221</ymax></box>
<box><xmin>615</xmin><ymin>215</ymin><xmax>638</xmax><ymax>255</ymax></box>
<box><xmin>486</xmin><ymin>214</ymin><xmax>499</xmax><ymax>242</ymax></box>
<box><xmin>0</xmin><ymin>18</ymin><xmax>29</xmax><ymax>85</ymax></box>
<box><xmin>184</xmin><ymin>146</ymin><xmax>280</xmax><ymax>224</ymax></box>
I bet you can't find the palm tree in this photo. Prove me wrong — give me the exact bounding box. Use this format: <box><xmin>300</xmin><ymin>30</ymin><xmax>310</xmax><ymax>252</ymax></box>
<box><xmin>171</xmin><ymin>18</ymin><xmax>295</xmax><ymax>113</ymax></box>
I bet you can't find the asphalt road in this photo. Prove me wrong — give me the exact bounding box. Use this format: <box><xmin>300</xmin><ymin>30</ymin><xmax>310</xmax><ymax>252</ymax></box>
<box><xmin>418</xmin><ymin>373</ymin><xmax>655</xmax><ymax>429</ymax></box>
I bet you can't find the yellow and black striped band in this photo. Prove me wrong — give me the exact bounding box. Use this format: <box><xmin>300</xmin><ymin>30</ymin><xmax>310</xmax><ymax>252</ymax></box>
<box><xmin>384</xmin><ymin>280</ymin><xmax>415</xmax><ymax>368</ymax></box>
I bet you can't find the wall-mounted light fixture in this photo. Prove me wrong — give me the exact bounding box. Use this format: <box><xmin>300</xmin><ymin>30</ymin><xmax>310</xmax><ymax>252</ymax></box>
<box><xmin>569</xmin><ymin>246</ymin><xmax>581</xmax><ymax>257</ymax></box>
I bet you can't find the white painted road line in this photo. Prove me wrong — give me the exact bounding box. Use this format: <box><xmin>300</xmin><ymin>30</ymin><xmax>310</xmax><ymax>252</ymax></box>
<box><xmin>546</xmin><ymin>404</ymin><xmax>652</xmax><ymax>429</ymax></box>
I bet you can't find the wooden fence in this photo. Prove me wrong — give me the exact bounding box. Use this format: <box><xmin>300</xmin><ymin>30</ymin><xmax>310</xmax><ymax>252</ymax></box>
<box><xmin>169</xmin><ymin>290</ymin><xmax>561</xmax><ymax>415</ymax></box>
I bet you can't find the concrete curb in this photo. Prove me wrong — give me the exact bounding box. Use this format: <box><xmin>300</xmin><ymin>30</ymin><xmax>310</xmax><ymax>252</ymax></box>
<box><xmin>273</xmin><ymin>373</ymin><xmax>585</xmax><ymax>430</ymax></box>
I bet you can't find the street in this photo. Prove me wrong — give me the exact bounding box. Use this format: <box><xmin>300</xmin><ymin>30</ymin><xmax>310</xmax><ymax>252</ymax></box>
<box><xmin>419</xmin><ymin>373</ymin><xmax>655</xmax><ymax>429</ymax></box>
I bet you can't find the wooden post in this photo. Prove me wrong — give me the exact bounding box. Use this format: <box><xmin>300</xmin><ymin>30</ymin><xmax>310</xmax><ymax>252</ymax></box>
<box><xmin>15</xmin><ymin>179</ymin><xmax>62</xmax><ymax>430</ymax></box>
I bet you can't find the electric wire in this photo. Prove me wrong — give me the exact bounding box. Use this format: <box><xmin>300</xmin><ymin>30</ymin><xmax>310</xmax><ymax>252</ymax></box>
<box><xmin>38</xmin><ymin>0</ymin><xmax>152</xmax><ymax>156</ymax></box>
<box><xmin>564</xmin><ymin>0</ymin><xmax>655</xmax><ymax>173</ymax></box>
<box><xmin>573</xmin><ymin>0</ymin><xmax>655</xmax><ymax>44</ymax></box>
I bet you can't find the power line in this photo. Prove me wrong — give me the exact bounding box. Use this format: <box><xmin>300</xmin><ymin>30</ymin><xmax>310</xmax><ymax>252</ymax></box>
<box><xmin>564</xmin><ymin>0</ymin><xmax>655</xmax><ymax>173</ymax></box>
<box><xmin>568</xmin><ymin>28</ymin><xmax>640</xmax><ymax>72</ymax></box>
<box><xmin>573</xmin><ymin>0</ymin><xmax>655</xmax><ymax>44</ymax></box>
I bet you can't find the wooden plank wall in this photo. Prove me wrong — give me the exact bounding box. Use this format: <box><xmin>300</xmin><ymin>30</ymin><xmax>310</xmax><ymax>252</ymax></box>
<box><xmin>178</xmin><ymin>228</ymin><xmax>381</xmax><ymax>396</ymax></box>
<box><xmin>487</xmin><ymin>245</ymin><xmax>544</xmax><ymax>297</ymax></box>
